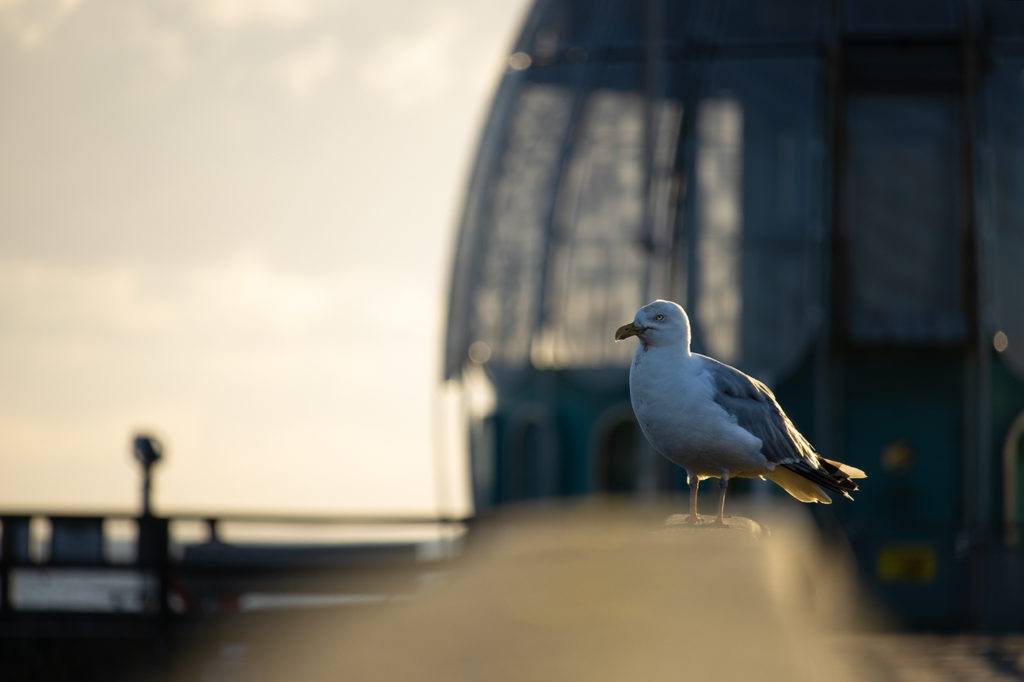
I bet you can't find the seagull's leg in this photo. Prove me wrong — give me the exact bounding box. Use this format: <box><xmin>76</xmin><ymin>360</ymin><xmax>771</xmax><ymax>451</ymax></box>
<box><xmin>712</xmin><ymin>474</ymin><xmax>729</xmax><ymax>527</ymax></box>
<box><xmin>686</xmin><ymin>472</ymin><xmax>700</xmax><ymax>524</ymax></box>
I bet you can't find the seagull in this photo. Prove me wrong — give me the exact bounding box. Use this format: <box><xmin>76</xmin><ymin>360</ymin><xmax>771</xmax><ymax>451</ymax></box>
<box><xmin>615</xmin><ymin>300</ymin><xmax>865</xmax><ymax>525</ymax></box>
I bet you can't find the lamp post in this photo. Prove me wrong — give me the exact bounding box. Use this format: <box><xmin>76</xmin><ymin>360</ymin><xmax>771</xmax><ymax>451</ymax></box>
<box><xmin>132</xmin><ymin>433</ymin><xmax>169</xmax><ymax>615</ymax></box>
<box><xmin>132</xmin><ymin>433</ymin><xmax>163</xmax><ymax>517</ymax></box>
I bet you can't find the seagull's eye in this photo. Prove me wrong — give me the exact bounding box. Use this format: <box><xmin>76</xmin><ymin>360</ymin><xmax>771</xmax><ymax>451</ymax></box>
<box><xmin>654</xmin><ymin>314</ymin><xmax>665</xmax><ymax>321</ymax></box>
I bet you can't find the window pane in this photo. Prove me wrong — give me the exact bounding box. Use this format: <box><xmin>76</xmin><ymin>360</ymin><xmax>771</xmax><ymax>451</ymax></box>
<box><xmin>845</xmin><ymin>0</ymin><xmax>960</xmax><ymax>34</ymax></box>
<box><xmin>471</xmin><ymin>78</ymin><xmax>575</xmax><ymax>366</ymax></box>
<box><xmin>691</xmin><ymin>59</ymin><xmax>825</xmax><ymax>378</ymax></box>
<box><xmin>691</xmin><ymin>0</ymin><xmax>826</xmax><ymax>44</ymax></box>
<box><xmin>843</xmin><ymin>94</ymin><xmax>965</xmax><ymax>342</ymax></box>
<box><xmin>543</xmin><ymin>64</ymin><xmax>682</xmax><ymax>368</ymax></box>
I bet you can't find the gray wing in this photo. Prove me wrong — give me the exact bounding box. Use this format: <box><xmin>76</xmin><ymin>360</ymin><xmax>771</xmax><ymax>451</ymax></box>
<box><xmin>699</xmin><ymin>354</ymin><xmax>858</xmax><ymax>497</ymax></box>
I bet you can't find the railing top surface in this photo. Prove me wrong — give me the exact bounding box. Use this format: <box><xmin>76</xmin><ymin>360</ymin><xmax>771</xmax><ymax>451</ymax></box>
<box><xmin>0</xmin><ymin>511</ymin><xmax>469</xmax><ymax>525</ymax></box>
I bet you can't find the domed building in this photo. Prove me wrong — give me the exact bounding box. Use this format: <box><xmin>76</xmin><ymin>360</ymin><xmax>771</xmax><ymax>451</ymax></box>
<box><xmin>443</xmin><ymin>0</ymin><xmax>1024</xmax><ymax>628</ymax></box>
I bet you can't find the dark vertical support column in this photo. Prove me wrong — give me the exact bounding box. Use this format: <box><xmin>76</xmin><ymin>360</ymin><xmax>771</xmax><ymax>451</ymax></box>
<box><xmin>960</xmin><ymin>0</ymin><xmax>988</xmax><ymax>630</ymax></box>
<box><xmin>819</xmin><ymin>0</ymin><xmax>844</xmax><ymax>470</ymax></box>
<box><xmin>137</xmin><ymin>515</ymin><xmax>170</xmax><ymax>619</ymax></box>
<box><xmin>1</xmin><ymin>517</ymin><xmax>11</xmax><ymax>614</ymax></box>
<box><xmin>1</xmin><ymin>516</ymin><xmax>30</xmax><ymax>615</ymax></box>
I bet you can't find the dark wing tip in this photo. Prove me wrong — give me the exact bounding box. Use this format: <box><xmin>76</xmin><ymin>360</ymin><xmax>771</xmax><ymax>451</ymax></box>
<box><xmin>783</xmin><ymin>457</ymin><xmax>862</xmax><ymax>499</ymax></box>
<box><xmin>818</xmin><ymin>457</ymin><xmax>861</xmax><ymax>491</ymax></box>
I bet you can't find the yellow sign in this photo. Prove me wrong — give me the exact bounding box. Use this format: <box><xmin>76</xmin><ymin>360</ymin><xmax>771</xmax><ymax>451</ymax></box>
<box><xmin>876</xmin><ymin>545</ymin><xmax>937</xmax><ymax>583</ymax></box>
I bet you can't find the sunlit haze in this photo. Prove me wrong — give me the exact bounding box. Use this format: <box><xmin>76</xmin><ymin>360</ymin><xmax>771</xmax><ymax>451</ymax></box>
<box><xmin>0</xmin><ymin>0</ymin><xmax>530</xmax><ymax>514</ymax></box>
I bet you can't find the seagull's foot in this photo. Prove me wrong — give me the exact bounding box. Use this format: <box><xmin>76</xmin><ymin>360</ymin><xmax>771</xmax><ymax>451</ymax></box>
<box><xmin>708</xmin><ymin>517</ymin><xmax>729</xmax><ymax>528</ymax></box>
<box><xmin>682</xmin><ymin>514</ymin><xmax>702</xmax><ymax>526</ymax></box>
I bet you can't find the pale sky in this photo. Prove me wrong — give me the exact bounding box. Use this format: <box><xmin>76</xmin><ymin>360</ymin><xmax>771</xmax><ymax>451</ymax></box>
<box><xmin>0</xmin><ymin>0</ymin><xmax>530</xmax><ymax>515</ymax></box>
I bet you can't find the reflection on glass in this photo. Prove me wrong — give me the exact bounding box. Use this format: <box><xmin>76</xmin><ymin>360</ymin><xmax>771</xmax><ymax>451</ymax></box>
<box><xmin>690</xmin><ymin>59</ymin><xmax>823</xmax><ymax>377</ymax></box>
<box><xmin>696</xmin><ymin>97</ymin><xmax>744</xmax><ymax>364</ymax></box>
<box><xmin>473</xmin><ymin>83</ymin><xmax>573</xmax><ymax>366</ymax></box>
<box><xmin>536</xmin><ymin>62</ymin><xmax>683</xmax><ymax>369</ymax></box>
<box><xmin>553</xmin><ymin>87</ymin><xmax>646</xmax><ymax>366</ymax></box>
<box><xmin>450</xmin><ymin>58</ymin><xmax>824</xmax><ymax>378</ymax></box>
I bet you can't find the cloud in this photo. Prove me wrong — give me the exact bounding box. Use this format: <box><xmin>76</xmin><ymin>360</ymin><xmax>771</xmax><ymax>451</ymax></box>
<box><xmin>0</xmin><ymin>253</ymin><xmax>435</xmax><ymax>351</ymax></box>
<box><xmin>357</xmin><ymin>6</ymin><xmax>464</xmax><ymax>109</ymax></box>
<box><xmin>273</xmin><ymin>37</ymin><xmax>341</xmax><ymax>99</ymax></box>
<box><xmin>124</xmin><ymin>6</ymin><xmax>190</xmax><ymax>77</ymax></box>
<box><xmin>188</xmin><ymin>0</ymin><xmax>338</xmax><ymax>29</ymax></box>
<box><xmin>0</xmin><ymin>255</ymin><xmax>328</xmax><ymax>341</ymax></box>
<box><xmin>0</xmin><ymin>1</ymin><xmax>187</xmax><ymax>77</ymax></box>
<box><xmin>193</xmin><ymin>252</ymin><xmax>336</xmax><ymax>331</ymax></box>
<box><xmin>0</xmin><ymin>260</ymin><xmax>176</xmax><ymax>337</ymax></box>
<box><xmin>0</xmin><ymin>0</ymin><xmax>81</xmax><ymax>46</ymax></box>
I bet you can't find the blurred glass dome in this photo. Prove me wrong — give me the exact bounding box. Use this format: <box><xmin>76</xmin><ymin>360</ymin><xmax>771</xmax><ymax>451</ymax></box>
<box><xmin>445</xmin><ymin>0</ymin><xmax>1024</xmax><ymax>382</ymax></box>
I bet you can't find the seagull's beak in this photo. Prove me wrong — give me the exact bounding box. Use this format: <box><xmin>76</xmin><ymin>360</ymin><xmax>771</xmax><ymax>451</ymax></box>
<box><xmin>614</xmin><ymin>322</ymin><xmax>646</xmax><ymax>341</ymax></box>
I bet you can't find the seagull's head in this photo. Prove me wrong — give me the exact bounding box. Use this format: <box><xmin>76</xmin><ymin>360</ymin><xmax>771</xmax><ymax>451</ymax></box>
<box><xmin>614</xmin><ymin>300</ymin><xmax>691</xmax><ymax>350</ymax></box>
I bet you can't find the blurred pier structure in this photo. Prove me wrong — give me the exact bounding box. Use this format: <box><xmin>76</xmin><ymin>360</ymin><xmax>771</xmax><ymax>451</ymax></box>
<box><xmin>0</xmin><ymin>511</ymin><xmax>462</xmax><ymax>679</ymax></box>
<box><xmin>5</xmin><ymin>506</ymin><xmax>1024</xmax><ymax>680</ymax></box>
<box><xmin>441</xmin><ymin>0</ymin><xmax>1024</xmax><ymax>630</ymax></box>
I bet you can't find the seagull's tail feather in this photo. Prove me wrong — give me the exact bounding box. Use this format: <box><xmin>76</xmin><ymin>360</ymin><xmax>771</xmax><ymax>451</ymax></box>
<box><xmin>822</xmin><ymin>457</ymin><xmax>867</xmax><ymax>480</ymax></box>
<box><xmin>776</xmin><ymin>456</ymin><xmax>865</xmax><ymax>502</ymax></box>
<box><xmin>765</xmin><ymin>467</ymin><xmax>832</xmax><ymax>504</ymax></box>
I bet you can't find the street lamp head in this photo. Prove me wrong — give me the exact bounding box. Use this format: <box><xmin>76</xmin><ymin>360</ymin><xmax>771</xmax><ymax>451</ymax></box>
<box><xmin>133</xmin><ymin>433</ymin><xmax>163</xmax><ymax>469</ymax></box>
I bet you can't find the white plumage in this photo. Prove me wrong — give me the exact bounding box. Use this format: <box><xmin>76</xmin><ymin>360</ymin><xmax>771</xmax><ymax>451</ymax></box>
<box><xmin>615</xmin><ymin>300</ymin><xmax>865</xmax><ymax>525</ymax></box>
